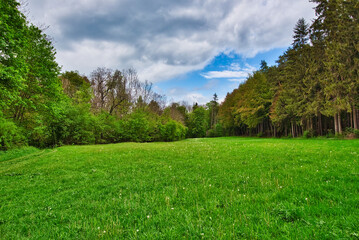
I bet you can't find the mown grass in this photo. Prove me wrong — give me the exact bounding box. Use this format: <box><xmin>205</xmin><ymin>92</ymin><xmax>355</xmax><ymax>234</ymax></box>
<box><xmin>0</xmin><ymin>137</ymin><xmax>358</xmax><ymax>239</ymax></box>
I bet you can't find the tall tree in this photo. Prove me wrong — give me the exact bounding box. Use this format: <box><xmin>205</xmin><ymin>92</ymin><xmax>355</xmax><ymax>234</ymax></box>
<box><xmin>293</xmin><ymin>18</ymin><xmax>310</xmax><ymax>48</ymax></box>
<box><xmin>310</xmin><ymin>0</ymin><xmax>358</xmax><ymax>134</ymax></box>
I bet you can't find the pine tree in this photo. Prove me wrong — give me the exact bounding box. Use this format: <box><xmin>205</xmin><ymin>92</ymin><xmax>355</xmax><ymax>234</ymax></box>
<box><xmin>293</xmin><ymin>18</ymin><xmax>310</xmax><ymax>48</ymax></box>
<box><xmin>310</xmin><ymin>0</ymin><xmax>358</xmax><ymax>134</ymax></box>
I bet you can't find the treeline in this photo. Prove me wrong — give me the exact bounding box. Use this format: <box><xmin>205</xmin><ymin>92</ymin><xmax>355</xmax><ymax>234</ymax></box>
<box><xmin>0</xmin><ymin>1</ymin><xmax>188</xmax><ymax>150</ymax></box>
<box><xmin>1</xmin><ymin>0</ymin><xmax>358</xmax><ymax>150</ymax></box>
<box><xmin>218</xmin><ymin>0</ymin><xmax>359</xmax><ymax>138</ymax></box>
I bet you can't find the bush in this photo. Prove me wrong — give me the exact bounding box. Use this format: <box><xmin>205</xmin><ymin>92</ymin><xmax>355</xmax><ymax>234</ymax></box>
<box><xmin>343</xmin><ymin>127</ymin><xmax>359</xmax><ymax>139</ymax></box>
<box><xmin>120</xmin><ymin>110</ymin><xmax>157</xmax><ymax>142</ymax></box>
<box><xmin>0</xmin><ymin>117</ymin><xmax>26</xmax><ymax>150</ymax></box>
<box><xmin>61</xmin><ymin>104</ymin><xmax>96</xmax><ymax>145</ymax></box>
<box><xmin>28</xmin><ymin>122</ymin><xmax>51</xmax><ymax>148</ymax></box>
<box><xmin>303</xmin><ymin>129</ymin><xmax>316</xmax><ymax>139</ymax></box>
<box><xmin>207</xmin><ymin>124</ymin><xmax>224</xmax><ymax>138</ymax></box>
<box><xmin>256</xmin><ymin>132</ymin><xmax>264</xmax><ymax>138</ymax></box>
<box><xmin>326</xmin><ymin>129</ymin><xmax>335</xmax><ymax>138</ymax></box>
<box><xmin>160</xmin><ymin>120</ymin><xmax>187</xmax><ymax>141</ymax></box>
<box><xmin>93</xmin><ymin>112</ymin><xmax>122</xmax><ymax>144</ymax></box>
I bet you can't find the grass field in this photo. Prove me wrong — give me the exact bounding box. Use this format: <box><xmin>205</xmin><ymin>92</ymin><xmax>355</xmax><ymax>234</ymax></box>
<box><xmin>1</xmin><ymin>137</ymin><xmax>359</xmax><ymax>239</ymax></box>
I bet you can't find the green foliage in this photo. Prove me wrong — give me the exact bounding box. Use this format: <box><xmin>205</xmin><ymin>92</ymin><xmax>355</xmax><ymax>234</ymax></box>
<box><xmin>219</xmin><ymin>1</ymin><xmax>358</xmax><ymax>137</ymax></box>
<box><xmin>61</xmin><ymin>104</ymin><xmax>97</xmax><ymax>145</ymax></box>
<box><xmin>343</xmin><ymin>128</ymin><xmax>359</xmax><ymax>139</ymax></box>
<box><xmin>354</xmin><ymin>129</ymin><xmax>359</xmax><ymax>138</ymax></box>
<box><xmin>159</xmin><ymin>120</ymin><xmax>187</xmax><ymax>142</ymax></box>
<box><xmin>207</xmin><ymin>123</ymin><xmax>224</xmax><ymax>137</ymax></box>
<box><xmin>0</xmin><ymin>0</ymin><xmax>27</xmax><ymax>113</ymax></box>
<box><xmin>61</xmin><ymin>71</ymin><xmax>92</xmax><ymax>103</ymax></box>
<box><xmin>256</xmin><ymin>132</ymin><xmax>264</xmax><ymax>138</ymax></box>
<box><xmin>303</xmin><ymin>129</ymin><xmax>316</xmax><ymax>139</ymax></box>
<box><xmin>235</xmin><ymin>71</ymin><xmax>273</xmax><ymax>128</ymax></box>
<box><xmin>93</xmin><ymin>112</ymin><xmax>122</xmax><ymax>144</ymax></box>
<box><xmin>119</xmin><ymin>110</ymin><xmax>157</xmax><ymax>142</ymax></box>
<box><xmin>0</xmin><ymin>116</ymin><xmax>26</xmax><ymax>150</ymax></box>
<box><xmin>187</xmin><ymin>107</ymin><xmax>208</xmax><ymax>138</ymax></box>
<box><xmin>326</xmin><ymin>129</ymin><xmax>335</xmax><ymax>138</ymax></box>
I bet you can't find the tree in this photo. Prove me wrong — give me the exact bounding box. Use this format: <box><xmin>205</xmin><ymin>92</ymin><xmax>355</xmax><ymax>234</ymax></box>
<box><xmin>187</xmin><ymin>106</ymin><xmax>208</xmax><ymax>138</ymax></box>
<box><xmin>293</xmin><ymin>18</ymin><xmax>310</xmax><ymax>48</ymax></box>
<box><xmin>0</xmin><ymin>0</ymin><xmax>28</xmax><ymax>114</ymax></box>
<box><xmin>208</xmin><ymin>93</ymin><xmax>219</xmax><ymax>129</ymax></box>
<box><xmin>61</xmin><ymin>71</ymin><xmax>91</xmax><ymax>100</ymax></box>
<box><xmin>310</xmin><ymin>0</ymin><xmax>358</xmax><ymax>134</ymax></box>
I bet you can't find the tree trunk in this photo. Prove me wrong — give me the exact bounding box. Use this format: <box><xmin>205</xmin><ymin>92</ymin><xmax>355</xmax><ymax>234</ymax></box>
<box><xmin>310</xmin><ymin>118</ymin><xmax>313</xmax><ymax>130</ymax></box>
<box><xmin>274</xmin><ymin>125</ymin><xmax>277</xmax><ymax>138</ymax></box>
<box><xmin>338</xmin><ymin>112</ymin><xmax>343</xmax><ymax>135</ymax></box>
<box><xmin>318</xmin><ymin>112</ymin><xmax>323</xmax><ymax>136</ymax></box>
<box><xmin>291</xmin><ymin>122</ymin><xmax>295</xmax><ymax>137</ymax></box>
<box><xmin>334</xmin><ymin>113</ymin><xmax>338</xmax><ymax>134</ymax></box>
<box><xmin>354</xmin><ymin>106</ymin><xmax>358</xmax><ymax>130</ymax></box>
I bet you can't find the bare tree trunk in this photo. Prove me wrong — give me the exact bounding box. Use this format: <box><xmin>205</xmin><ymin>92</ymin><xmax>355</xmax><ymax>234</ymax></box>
<box><xmin>338</xmin><ymin>113</ymin><xmax>343</xmax><ymax>135</ymax></box>
<box><xmin>291</xmin><ymin>122</ymin><xmax>295</xmax><ymax>137</ymax></box>
<box><xmin>354</xmin><ymin>106</ymin><xmax>358</xmax><ymax>130</ymax></box>
<box><xmin>334</xmin><ymin>113</ymin><xmax>338</xmax><ymax>135</ymax></box>
<box><xmin>318</xmin><ymin>112</ymin><xmax>323</xmax><ymax>136</ymax></box>
<box><xmin>310</xmin><ymin>118</ymin><xmax>313</xmax><ymax>130</ymax></box>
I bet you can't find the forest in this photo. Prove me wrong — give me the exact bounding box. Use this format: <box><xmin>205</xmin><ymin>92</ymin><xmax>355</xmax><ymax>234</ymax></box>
<box><xmin>0</xmin><ymin>0</ymin><xmax>358</xmax><ymax>150</ymax></box>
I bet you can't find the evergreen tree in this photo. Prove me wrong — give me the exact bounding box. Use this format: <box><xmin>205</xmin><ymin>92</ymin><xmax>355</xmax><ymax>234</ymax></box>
<box><xmin>293</xmin><ymin>18</ymin><xmax>310</xmax><ymax>48</ymax></box>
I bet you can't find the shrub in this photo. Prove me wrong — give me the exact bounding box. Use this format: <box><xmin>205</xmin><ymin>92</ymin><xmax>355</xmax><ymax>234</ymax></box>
<box><xmin>326</xmin><ymin>129</ymin><xmax>335</xmax><ymax>138</ymax></box>
<box><xmin>257</xmin><ymin>132</ymin><xmax>264</xmax><ymax>138</ymax></box>
<box><xmin>93</xmin><ymin>112</ymin><xmax>122</xmax><ymax>144</ymax></box>
<box><xmin>120</xmin><ymin>110</ymin><xmax>157</xmax><ymax>142</ymax></box>
<box><xmin>160</xmin><ymin>120</ymin><xmax>187</xmax><ymax>141</ymax></box>
<box><xmin>61</xmin><ymin>104</ymin><xmax>96</xmax><ymax>145</ymax></box>
<box><xmin>207</xmin><ymin>124</ymin><xmax>224</xmax><ymax>138</ymax></box>
<box><xmin>354</xmin><ymin>129</ymin><xmax>359</xmax><ymax>138</ymax></box>
<box><xmin>0</xmin><ymin>117</ymin><xmax>26</xmax><ymax>150</ymax></box>
<box><xmin>28</xmin><ymin>122</ymin><xmax>51</xmax><ymax>148</ymax></box>
<box><xmin>303</xmin><ymin>129</ymin><xmax>316</xmax><ymax>138</ymax></box>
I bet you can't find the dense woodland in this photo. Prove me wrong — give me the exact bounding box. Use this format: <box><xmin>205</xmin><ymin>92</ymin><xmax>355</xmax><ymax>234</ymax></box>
<box><xmin>219</xmin><ymin>0</ymin><xmax>359</xmax><ymax>138</ymax></box>
<box><xmin>0</xmin><ymin>0</ymin><xmax>358</xmax><ymax>150</ymax></box>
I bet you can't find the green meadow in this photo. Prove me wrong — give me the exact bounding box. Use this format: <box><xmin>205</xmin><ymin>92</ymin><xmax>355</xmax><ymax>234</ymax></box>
<box><xmin>1</xmin><ymin>138</ymin><xmax>358</xmax><ymax>239</ymax></box>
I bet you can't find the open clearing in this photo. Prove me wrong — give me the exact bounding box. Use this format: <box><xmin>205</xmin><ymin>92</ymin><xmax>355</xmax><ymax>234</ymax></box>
<box><xmin>1</xmin><ymin>138</ymin><xmax>359</xmax><ymax>239</ymax></box>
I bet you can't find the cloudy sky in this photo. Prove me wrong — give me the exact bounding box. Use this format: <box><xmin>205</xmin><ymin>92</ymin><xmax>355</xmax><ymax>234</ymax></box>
<box><xmin>25</xmin><ymin>0</ymin><xmax>316</xmax><ymax>104</ymax></box>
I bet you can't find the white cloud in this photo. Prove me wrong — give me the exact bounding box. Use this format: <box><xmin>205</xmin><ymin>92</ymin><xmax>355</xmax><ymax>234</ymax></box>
<box><xmin>202</xmin><ymin>70</ymin><xmax>249</xmax><ymax>79</ymax></box>
<box><xmin>201</xmin><ymin>62</ymin><xmax>256</xmax><ymax>80</ymax></box>
<box><xmin>25</xmin><ymin>0</ymin><xmax>316</xmax><ymax>82</ymax></box>
<box><xmin>185</xmin><ymin>93</ymin><xmax>209</xmax><ymax>105</ymax></box>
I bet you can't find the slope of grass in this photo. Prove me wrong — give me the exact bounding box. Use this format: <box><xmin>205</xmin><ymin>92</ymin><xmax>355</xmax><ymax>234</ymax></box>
<box><xmin>0</xmin><ymin>138</ymin><xmax>358</xmax><ymax>239</ymax></box>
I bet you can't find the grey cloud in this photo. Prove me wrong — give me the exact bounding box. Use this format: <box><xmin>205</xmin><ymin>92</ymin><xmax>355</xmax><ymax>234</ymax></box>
<box><xmin>26</xmin><ymin>0</ymin><xmax>316</xmax><ymax>81</ymax></box>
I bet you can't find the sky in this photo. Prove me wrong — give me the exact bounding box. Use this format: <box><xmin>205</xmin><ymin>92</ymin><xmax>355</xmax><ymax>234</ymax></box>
<box><xmin>24</xmin><ymin>0</ymin><xmax>316</xmax><ymax>105</ymax></box>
